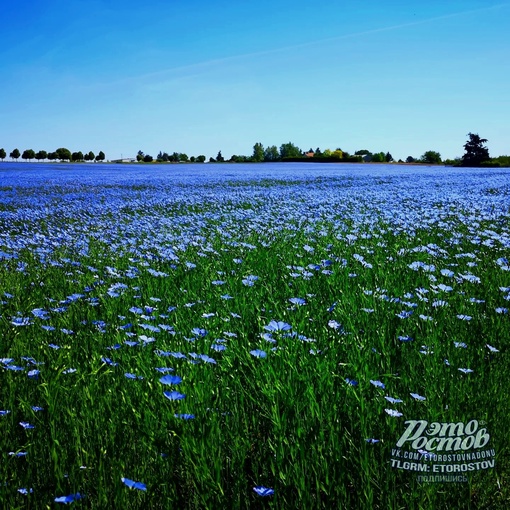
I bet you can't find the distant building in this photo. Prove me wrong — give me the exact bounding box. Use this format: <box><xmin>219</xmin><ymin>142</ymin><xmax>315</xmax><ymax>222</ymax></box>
<box><xmin>111</xmin><ymin>158</ymin><xmax>136</xmax><ymax>163</ymax></box>
<box><xmin>305</xmin><ymin>151</ymin><xmax>315</xmax><ymax>158</ymax></box>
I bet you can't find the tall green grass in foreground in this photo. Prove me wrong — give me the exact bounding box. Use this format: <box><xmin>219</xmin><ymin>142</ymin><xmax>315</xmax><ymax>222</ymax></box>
<box><xmin>0</xmin><ymin>219</ymin><xmax>509</xmax><ymax>509</ymax></box>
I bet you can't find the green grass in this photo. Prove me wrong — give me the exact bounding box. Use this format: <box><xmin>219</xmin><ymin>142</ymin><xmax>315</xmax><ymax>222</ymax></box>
<box><xmin>0</xmin><ymin>214</ymin><xmax>509</xmax><ymax>509</ymax></box>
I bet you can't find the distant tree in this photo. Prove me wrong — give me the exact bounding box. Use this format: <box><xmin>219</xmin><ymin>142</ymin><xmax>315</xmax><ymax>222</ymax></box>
<box><xmin>35</xmin><ymin>150</ymin><xmax>47</xmax><ymax>161</ymax></box>
<box><xmin>216</xmin><ymin>151</ymin><xmax>224</xmax><ymax>162</ymax></box>
<box><xmin>355</xmin><ymin>149</ymin><xmax>371</xmax><ymax>156</ymax></box>
<box><xmin>322</xmin><ymin>149</ymin><xmax>332</xmax><ymax>157</ymax></box>
<box><xmin>209</xmin><ymin>157</ymin><xmax>216</xmax><ymax>163</ymax></box>
<box><xmin>462</xmin><ymin>132</ymin><xmax>490</xmax><ymax>167</ymax></box>
<box><xmin>279</xmin><ymin>142</ymin><xmax>302</xmax><ymax>159</ymax></box>
<box><xmin>443</xmin><ymin>157</ymin><xmax>462</xmax><ymax>166</ymax></box>
<box><xmin>231</xmin><ymin>154</ymin><xmax>249</xmax><ymax>162</ymax></box>
<box><xmin>95</xmin><ymin>151</ymin><xmax>105</xmax><ymax>162</ymax></box>
<box><xmin>83</xmin><ymin>151</ymin><xmax>95</xmax><ymax>161</ymax></box>
<box><xmin>56</xmin><ymin>148</ymin><xmax>71</xmax><ymax>161</ymax></box>
<box><xmin>196</xmin><ymin>155</ymin><xmax>206</xmax><ymax>163</ymax></box>
<box><xmin>143</xmin><ymin>154</ymin><xmax>153</xmax><ymax>163</ymax></box>
<box><xmin>371</xmin><ymin>152</ymin><xmax>385</xmax><ymax>162</ymax></box>
<box><xmin>385</xmin><ymin>152</ymin><xmax>394</xmax><ymax>162</ymax></box>
<box><xmin>47</xmin><ymin>151</ymin><xmax>58</xmax><ymax>161</ymax></box>
<box><xmin>179</xmin><ymin>153</ymin><xmax>189</xmax><ymax>162</ymax></box>
<box><xmin>0</xmin><ymin>148</ymin><xmax>6</xmax><ymax>161</ymax></box>
<box><xmin>315</xmin><ymin>147</ymin><xmax>322</xmax><ymax>157</ymax></box>
<box><xmin>331</xmin><ymin>149</ymin><xmax>343</xmax><ymax>159</ymax></box>
<box><xmin>10</xmin><ymin>148</ymin><xmax>20</xmax><ymax>161</ymax></box>
<box><xmin>263</xmin><ymin>145</ymin><xmax>279</xmax><ymax>161</ymax></box>
<box><xmin>71</xmin><ymin>151</ymin><xmax>84</xmax><ymax>162</ymax></box>
<box><xmin>252</xmin><ymin>142</ymin><xmax>264</xmax><ymax>162</ymax></box>
<box><xmin>420</xmin><ymin>150</ymin><xmax>442</xmax><ymax>164</ymax></box>
<box><xmin>136</xmin><ymin>150</ymin><xmax>144</xmax><ymax>162</ymax></box>
<box><xmin>22</xmin><ymin>149</ymin><xmax>36</xmax><ymax>161</ymax></box>
<box><xmin>156</xmin><ymin>151</ymin><xmax>171</xmax><ymax>162</ymax></box>
<box><xmin>406</xmin><ymin>156</ymin><xmax>416</xmax><ymax>163</ymax></box>
<box><xmin>189</xmin><ymin>156</ymin><xmax>196</xmax><ymax>162</ymax></box>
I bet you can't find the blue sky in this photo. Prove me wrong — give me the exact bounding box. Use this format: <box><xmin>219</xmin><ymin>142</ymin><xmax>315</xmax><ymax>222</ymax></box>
<box><xmin>1</xmin><ymin>0</ymin><xmax>509</xmax><ymax>161</ymax></box>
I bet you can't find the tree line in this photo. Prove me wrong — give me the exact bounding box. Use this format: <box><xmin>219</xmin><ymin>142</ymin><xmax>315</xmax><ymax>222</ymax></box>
<box><xmin>0</xmin><ymin>148</ymin><xmax>105</xmax><ymax>162</ymax></box>
<box><xmin>2</xmin><ymin>133</ymin><xmax>507</xmax><ymax>167</ymax></box>
<box><xmin>138</xmin><ymin>134</ymin><xmax>506</xmax><ymax>167</ymax></box>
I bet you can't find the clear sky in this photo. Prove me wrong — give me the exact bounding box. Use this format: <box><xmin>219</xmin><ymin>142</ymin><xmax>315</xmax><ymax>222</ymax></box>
<box><xmin>1</xmin><ymin>0</ymin><xmax>509</xmax><ymax>161</ymax></box>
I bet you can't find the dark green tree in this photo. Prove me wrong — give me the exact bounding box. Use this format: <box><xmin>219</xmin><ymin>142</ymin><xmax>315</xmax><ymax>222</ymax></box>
<box><xmin>406</xmin><ymin>156</ymin><xmax>416</xmax><ymax>163</ymax></box>
<box><xmin>196</xmin><ymin>155</ymin><xmax>206</xmax><ymax>163</ymax></box>
<box><xmin>35</xmin><ymin>150</ymin><xmax>47</xmax><ymax>161</ymax></box>
<box><xmin>264</xmin><ymin>145</ymin><xmax>279</xmax><ymax>161</ymax></box>
<box><xmin>252</xmin><ymin>142</ymin><xmax>264</xmax><ymax>162</ymax></box>
<box><xmin>216</xmin><ymin>151</ymin><xmax>224</xmax><ymax>162</ymax></box>
<box><xmin>0</xmin><ymin>148</ymin><xmax>6</xmax><ymax>160</ymax></box>
<box><xmin>420</xmin><ymin>151</ymin><xmax>442</xmax><ymax>164</ymax></box>
<box><xmin>10</xmin><ymin>148</ymin><xmax>20</xmax><ymax>161</ymax></box>
<box><xmin>461</xmin><ymin>133</ymin><xmax>489</xmax><ymax>167</ymax></box>
<box><xmin>143</xmin><ymin>154</ymin><xmax>153</xmax><ymax>162</ymax></box>
<box><xmin>72</xmin><ymin>151</ymin><xmax>84</xmax><ymax>162</ymax></box>
<box><xmin>179</xmin><ymin>153</ymin><xmax>189</xmax><ymax>162</ymax></box>
<box><xmin>279</xmin><ymin>142</ymin><xmax>302</xmax><ymax>159</ymax></box>
<box><xmin>47</xmin><ymin>151</ymin><xmax>58</xmax><ymax>161</ymax></box>
<box><xmin>22</xmin><ymin>149</ymin><xmax>36</xmax><ymax>161</ymax></box>
<box><xmin>371</xmin><ymin>152</ymin><xmax>385</xmax><ymax>163</ymax></box>
<box><xmin>56</xmin><ymin>148</ymin><xmax>71</xmax><ymax>161</ymax></box>
<box><xmin>95</xmin><ymin>151</ymin><xmax>105</xmax><ymax>162</ymax></box>
<box><xmin>136</xmin><ymin>150</ymin><xmax>144</xmax><ymax>162</ymax></box>
<box><xmin>385</xmin><ymin>152</ymin><xmax>393</xmax><ymax>162</ymax></box>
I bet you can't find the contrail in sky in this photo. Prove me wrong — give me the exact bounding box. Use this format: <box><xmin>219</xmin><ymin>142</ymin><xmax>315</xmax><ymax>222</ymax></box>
<box><xmin>105</xmin><ymin>2</ymin><xmax>509</xmax><ymax>87</ymax></box>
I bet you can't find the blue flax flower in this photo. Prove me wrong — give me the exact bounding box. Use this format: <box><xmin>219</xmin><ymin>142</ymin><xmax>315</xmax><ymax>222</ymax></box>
<box><xmin>174</xmin><ymin>413</ymin><xmax>195</xmax><ymax>420</ymax></box>
<box><xmin>385</xmin><ymin>396</ymin><xmax>402</xmax><ymax>404</ymax></box>
<box><xmin>101</xmin><ymin>357</ymin><xmax>119</xmax><ymax>367</ymax></box>
<box><xmin>253</xmin><ymin>486</ymin><xmax>274</xmax><ymax>496</ymax></box>
<box><xmin>198</xmin><ymin>354</ymin><xmax>216</xmax><ymax>364</ymax></box>
<box><xmin>54</xmin><ymin>492</ymin><xmax>83</xmax><ymax>503</ymax></box>
<box><xmin>164</xmin><ymin>390</ymin><xmax>186</xmax><ymax>400</ymax></box>
<box><xmin>159</xmin><ymin>375</ymin><xmax>182</xmax><ymax>385</ymax></box>
<box><xmin>250</xmin><ymin>349</ymin><xmax>267</xmax><ymax>358</ymax></box>
<box><xmin>121</xmin><ymin>477</ymin><xmax>146</xmax><ymax>491</ymax></box>
<box><xmin>264</xmin><ymin>320</ymin><xmax>291</xmax><ymax>332</ymax></box>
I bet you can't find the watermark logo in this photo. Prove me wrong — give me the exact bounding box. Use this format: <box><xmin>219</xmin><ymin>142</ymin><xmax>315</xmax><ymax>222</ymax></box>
<box><xmin>391</xmin><ymin>419</ymin><xmax>495</xmax><ymax>482</ymax></box>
